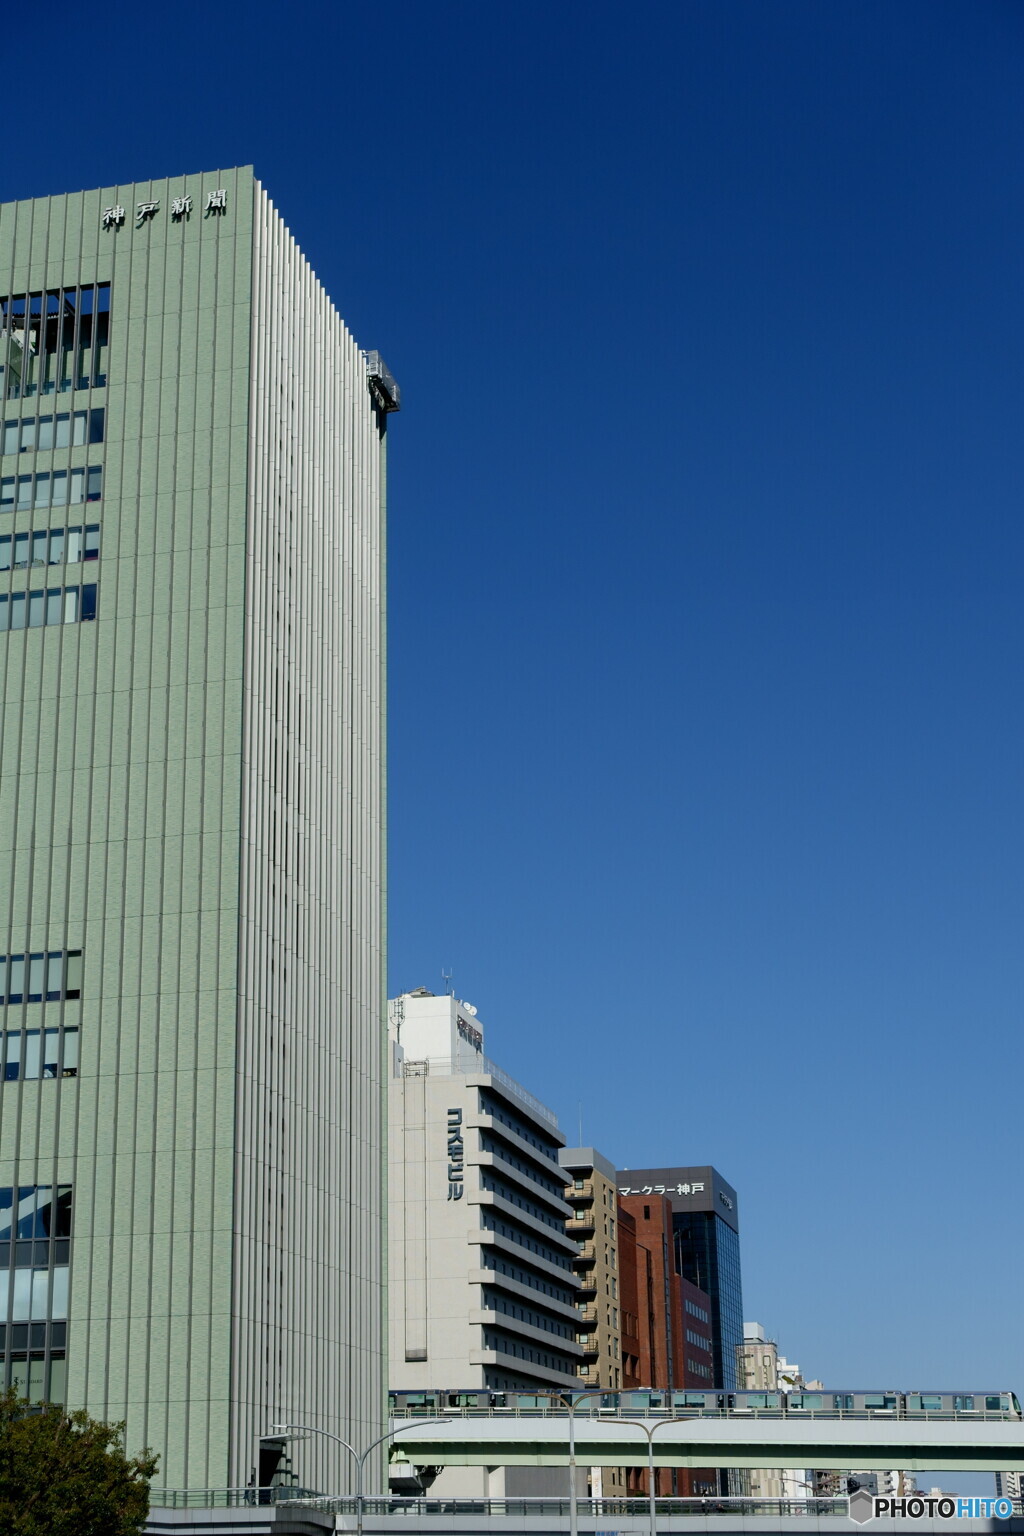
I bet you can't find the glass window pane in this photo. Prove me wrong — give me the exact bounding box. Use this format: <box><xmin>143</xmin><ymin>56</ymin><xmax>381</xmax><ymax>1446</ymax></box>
<box><xmin>30</xmin><ymin>1269</ymin><xmax>48</xmax><ymax>1320</ymax></box>
<box><xmin>0</xmin><ymin>536</ymin><xmax>9</xmax><ymax>570</ymax></box>
<box><xmin>45</xmin><ymin>589</ymin><xmax>62</xmax><ymax>626</ymax></box>
<box><xmin>46</xmin><ymin>954</ymin><xmax>63</xmax><ymax>999</ymax></box>
<box><xmin>31</xmin><ymin>530</ymin><xmax>47</xmax><ymax>565</ymax></box>
<box><xmin>48</xmin><ymin>529</ymin><xmax>64</xmax><ymax>565</ymax></box>
<box><xmin>0</xmin><ymin>1270</ymin><xmax>8</xmax><ymax>1316</ymax></box>
<box><xmin>71</xmin><ymin>411</ymin><xmax>87</xmax><ymax>446</ymax></box>
<box><xmin>27</xmin><ymin>955</ymin><xmax>43</xmax><ymax>1000</ymax></box>
<box><xmin>27</xmin><ymin>1356</ymin><xmax>46</xmax><ymax>1403</ymax></box>
<box><xmin>23</xmin><ymin>1032</ymin><xmax>40</xmax><ymax>1079</ymax></box>
<box><xmin>27</xmin><ymin>592</ymin><xmax>44</xmax><ymax>628</ymax></box>
<box><xmin>84</xmin><ymin>525</ymin><xmax>99</xmax><ymax>560</ymax></box>
<box><xmin>89</xmin><ymin>407</ymin><xmax>104</xmax><ymax>444</ymax></box>
<box><xmin>42</xmin><ymin>1031</ymin><xmax>60</xmax><ymax>1077</ymax></box>
<box><xmin>36</xmin><ymin>417</ymin><xmax>54</xmax><ymax>451</ymax></box>
<box><xmin>68</xmin><ymin>469</ymin><xmax>84</xmax><ymax>505</ymax></box>
<box><xmin>33</xmin><ymin>474</ymin><xmax>50</xmax><ymax>509</ymax></box>
<box><xmin>62</xmin><ymin>1030</ymin><xmax>79</xmax><ymax>1075</ymax></box>
<box><xmin>0</xmin><ymin>596</ymin><xmax>7</xmax><ymax>631</ymax></box>
<box><xmin>80</xmin><ymin>584</ymin><xmax>96</xmax><ymax>621</ymax></box>
<box><xmin>0</xmin><ymin>1190</ymin><xmax>12</xmax><ymax>1239</ymax></box>
<box><xmin>8</xmin><ymin>958</ymin><xmax>24</xmax><ymax>1001</ymax></box>
<box><xmin>10</xmin><ymin>593</ymin><xmax>25</xmax><ymax>629</ymax></box>
<box><xmin>47</xmin><ymin>1356</ymin><xmax>66</xmax><ymax>1405</ymax></box>
<box><xmin>50</xmin><ymin>470</ymin><xmax>67</xmax><ymax>506</ymax></box>
<box><xmin>63</xmin><ymin>588</ymin><xmax>79</xmax><ymax>624</ymax></box>
<box><xmin>86</xmin><ymin>466</ymin><xmax>102</xmax><ymax>501</ymax></box>
<box><xmin>16</xmin><ymin>475</ymin><xmax>33</xmax><ymax>509</ymax></box>
<box><xmin>54</xmin><ymin>414</ymin><xmax>70</xmax><ymax>449</ymax></box>
<box><xmin>11</xmin><ymin>1269</ymin><xmax>31</xmax><ymax>1320</ymax></box>
<box><xmin>13</xmin><ymin>532</ymin><xmax>28</xmax><ymax>566</ymax></box>
<box><xmin>0</xmin><ymin>956</ymin><xmax>6</xmax><ymax>1000</ymax></box>
<box><xmin>3</xmin><ymin>1032</ymin><xmax>21</xmax><ymax>1081</ymax></box>
<box><xmin>0</xmin><ymin>476</ymin><xmax>13</xmax><ymax>509</ymax></box>
<box><xmin>65</xmin><ymin>528</ymin><xmax>82</xmax><ymax>564</ymax></box>
<box><xmin>50</xmin><ymin>1267</ymin><xmax>68</xmax><ymax>1319</ymax></box>
<box><xmin>65</xmin><ymin>953</ymin><xmax>82</xmax><ymax>999</ymax></box>
<box><xmin>1</xmin><ymin>421</ymin><xmax>16</xmax><ymax>454</ymax></box>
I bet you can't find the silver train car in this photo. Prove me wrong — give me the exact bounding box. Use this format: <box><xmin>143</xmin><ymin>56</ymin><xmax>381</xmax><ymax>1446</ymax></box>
<box><xmin>390</xmin><ymin>1388</ymin><xmax>1022</xmax><ymax>1419</ymax></box>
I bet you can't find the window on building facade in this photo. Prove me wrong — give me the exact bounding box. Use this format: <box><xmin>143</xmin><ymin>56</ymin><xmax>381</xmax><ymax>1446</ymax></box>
<box><xmin>0</xmin><ymin>285</ymin><xmax>110</xmax><ymax>400</ymax></box>
<box><xmin>1</xmin><ymin>408</ymin><xmax>105</xmax><ymax>455</ymax></box>
<box><xmin>1</xmin><ymin>1029</ymin><xmax>79</xmax><ymax>1081</ymax></box>
<box><xmin>0</xmin><ymin>583</ymin><xmax>97</xmax><ymax>630</ymax></box>
<box><xmin>0</xmin><ymin>1186</ymin><xmax>70</xmax><ymax>1403</ymax></box>
<box><xmin>0</xmin><ymin>525</ymin><xmax>99</xmax><ymax>571</ymax></box>
<box><xmin>0</xmin><ymin>951</ymin><xmax>82</xmax><ymax>1004</ymax></box>
<box><xmin>0</xmin><ymin>464</ymin><xmax>102</xmax><ymax>512</ymax></box>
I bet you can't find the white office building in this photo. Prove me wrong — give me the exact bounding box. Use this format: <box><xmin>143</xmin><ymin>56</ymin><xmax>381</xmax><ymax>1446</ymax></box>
<box><xmin>388</xmin><ymin>989</ymin><xmax>582</xmax><ymax>1397</ymax></box>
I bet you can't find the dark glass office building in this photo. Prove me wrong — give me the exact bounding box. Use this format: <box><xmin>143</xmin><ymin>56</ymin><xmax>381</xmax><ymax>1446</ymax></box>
<box><xmin>617</xmin><ymin>1165</ymin><xmax>742</xmax><ymax>1391</ymax></box>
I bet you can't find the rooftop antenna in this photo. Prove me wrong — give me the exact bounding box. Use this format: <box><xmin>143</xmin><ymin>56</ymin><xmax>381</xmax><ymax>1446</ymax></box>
<box><xmin>441</xmin><ymin>968</ymin><xmax>454</xmax><ymax>997</ymax></box>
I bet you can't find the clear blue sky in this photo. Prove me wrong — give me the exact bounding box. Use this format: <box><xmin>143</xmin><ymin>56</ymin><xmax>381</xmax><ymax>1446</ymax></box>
<box><xmin>10</xmin><ymin>1</ymin><xmax>1024</xmax><ymax>1403</ymax></box>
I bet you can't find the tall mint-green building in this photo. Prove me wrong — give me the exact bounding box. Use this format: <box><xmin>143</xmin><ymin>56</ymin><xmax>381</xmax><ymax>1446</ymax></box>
<box><xmin>0</xmin><ymin>168</ymin><xmax>393</xmax><ymax>1490</ymax></box>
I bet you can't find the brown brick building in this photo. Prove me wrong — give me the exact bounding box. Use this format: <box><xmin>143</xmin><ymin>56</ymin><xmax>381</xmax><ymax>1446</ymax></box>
<box><xmin>618</xmin><ymin>1194</ymin><xmax>717</xmax><ymax>1496</ymax></box>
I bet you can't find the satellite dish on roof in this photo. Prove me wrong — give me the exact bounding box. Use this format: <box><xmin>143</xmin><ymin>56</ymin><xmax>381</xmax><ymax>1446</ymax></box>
<box><xmin>463</xmin><ymin>1003</ymin><xmax>478</xmax><ymax>1016</ymax></box>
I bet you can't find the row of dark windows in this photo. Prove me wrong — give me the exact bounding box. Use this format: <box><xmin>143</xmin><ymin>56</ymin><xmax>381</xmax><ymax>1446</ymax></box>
<box><xmin>478</xmin><ymin>1130</ymin><xmax>565</xmax><ymax>1200</ymax></box>
<box><xmin>0</xmin><ymin>1187</ymin><xmax>72</xmax><ymax>1242</ymax></box>
<box><xmin>0</xmin><ymin>951</ymin><xmax>82</xmax><ymax>1004</ymax></box>
<box><xmin>0</xmin><ymin>464</ymin><xmax>102</xmax><ymax>512</ymax></box>
<box><xmin>478</xmin><ymin>1089</ymin><xmax>561</xmax><ymax>1164</ymax></box>
<box><xmin>687</xmin><ymin>1357</ymin><xmax>713</xmax><ymax>1380</ymax></box>
<box><xmin>481</xmin><ymin>1287</ymin><xmax>574</xmax><ymax>1340</ymax></box>
<box><xmin>1</xmin><ymin>524</ymin><xmax>99</xmax><ymax>571</ymax></box>
<box><xmin>482</xmin><ymin>1210</ymin><xmax>575</xmax><ymax>1273</ymax></box>
<box><xmin>2</xmin><ymin>408</ymin><xmax>105</xmax><ymax>456</ymax></box>
<box><xmin>479</xmin><ymin>1171</ymin><xmax>567</xmax><ymax>1236</ymax></box>
<box><xmin>685</xmin><ymin>1296</ymin><xmax>710</xmax><ymax>1325</ymax></box>
<box><xmin>0</xmin><ymin>583</ymin><xmax>96</xmax><ymax>629</ymax></box>
<box><xmin>482</xmin><ymin>1248</ymin><xmax>576</xmax><ymax>1308</ymax></box>
<box><xmin>4</xmin><ymin>1351</ymin><xmax>66</xmax><ymax>1404</ymax></box>
<box><xmin>0</xmin><ymin>284</ymin><xmax>110</xmax><ymax>400</ymax></box>
<box><xmin>482</xmin><ymin>1329</ymin><xmax>577</xmax><ymax>1373</ymax></box>
<box><xmin>1</xmin><ymin>1029</ymin><xmax>79</xmax><ymax>1081</ymax></box>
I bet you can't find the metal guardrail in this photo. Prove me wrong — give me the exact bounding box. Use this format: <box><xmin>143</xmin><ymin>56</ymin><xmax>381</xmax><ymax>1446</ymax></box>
<box><xmin>150</xmin><ymin>1492</ymin><xmax>1024</xmax><ymax>1516</ymax></box>
<box><xmin>149</xmin><ymin>1491</ymin><xmax>850</xmax><ymax>1516</ymax></box>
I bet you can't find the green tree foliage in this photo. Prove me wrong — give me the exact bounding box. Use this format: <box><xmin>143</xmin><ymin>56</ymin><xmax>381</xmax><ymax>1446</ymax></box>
<box><xmin>0</xmin><ymin>1386</ymin><xmax>158</xmax><ymax>1536</ymax></box>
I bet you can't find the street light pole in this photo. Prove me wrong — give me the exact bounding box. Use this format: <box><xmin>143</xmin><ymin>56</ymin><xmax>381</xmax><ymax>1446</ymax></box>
<box><xmin>270</xmin><ymin>1417</ymin><xmax>449</xmax><ymax>1536</ymax></box>
<box><xmin>555</xmin><ymin>1387</ymin><xmax>609</xmax><ymax>1536</ymax></box>
<box><xmin>594</xmin><ymin>1415</ymin><xmax>690</xmax><ymax>1536</ymax></box>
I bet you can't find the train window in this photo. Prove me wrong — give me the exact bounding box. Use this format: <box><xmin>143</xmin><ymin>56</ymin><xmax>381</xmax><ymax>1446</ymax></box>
<box><xmin>864</xmin><ymin>1395</ymin><xmax>897</xmax><ymax>1410</ymax></box>
<box><xmin>953</xmin><ymin>1396</ymin><xmax>975</xmax><ymax>1411</ymax></box>
<box><xmin>986</xmin><ymin>1397</ymin><xmax>1005</xmax><ymax>1412</ymax></box>
<box><xmin>909</xmin><ymin>1396</ymin><xmax>943</xmax><ymax>1412</ymax></box>
<box><xmin>834</xmin><ymin>1395</ymin><xmax>854</xmax><ymax>1411</ymax></box>
<box><xmin>678</xmin><ymin>1393</ymin><xmax>709</xmax><ymax>1409</ymax></box>
<box><xmin>788</xmin><ymin>1394</ymin><xmax>822</xmax><ymax>1411</ymax></box>
<box><xmin>744</xmin><ymin>1393</ymin><xmax>780</xmax><ymax>1409</ymax></box>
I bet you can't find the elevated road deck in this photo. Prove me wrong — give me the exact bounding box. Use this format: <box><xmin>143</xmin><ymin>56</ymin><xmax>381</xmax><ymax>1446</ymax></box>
<box><xmin>388</xmin><ymin>1414</ymin><xmax>1024</xmax><ymax>1473</ymax></box>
